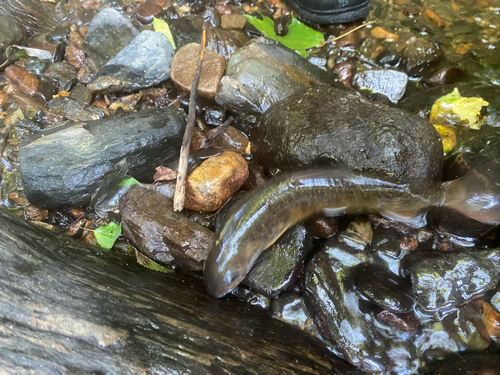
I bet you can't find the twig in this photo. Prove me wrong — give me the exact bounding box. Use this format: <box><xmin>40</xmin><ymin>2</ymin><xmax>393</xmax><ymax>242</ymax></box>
<box><xmin>173</xmin><ymin>24</ymin><xmax>207</xmax><ymax>211</ymax></box>
<box><xmin>206</xmin><ymin>116</ymin><xmax>234</xmax><ymax>144</ymax></box>
<box><xmin>323</xmin><ymin>21</ymin><xmax>375</xmax><ymax>45</ymax></box>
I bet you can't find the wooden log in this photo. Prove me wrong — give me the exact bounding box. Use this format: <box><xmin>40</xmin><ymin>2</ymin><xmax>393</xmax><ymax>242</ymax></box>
<box><xmin>0</xmin><ymin>207</ymin><xmax>356</xmax><ymax>374</ymax></box>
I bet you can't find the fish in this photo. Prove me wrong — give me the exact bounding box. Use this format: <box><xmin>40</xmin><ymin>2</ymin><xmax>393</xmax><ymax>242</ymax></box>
<box><xmin>203</xmin><ymin>168</ymin><xmax>441</xmax><ymax>298</ymax></box>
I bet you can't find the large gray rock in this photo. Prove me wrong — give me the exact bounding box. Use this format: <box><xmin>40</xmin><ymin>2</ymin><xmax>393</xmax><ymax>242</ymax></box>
<box><xmin>82</xmin><ymin>8</ymin><xmax>139</xmax><ymax>70</ymax></box>
<box><xmin>251</xmin><ymin>86</ymin><xmax>443</xmax><ymax>182</ymax></box>
<box><xmin>19</xmin><ymin>107</ymin><xmax>186</xmax><ymax>209</ymax></box>
<box><xmin>215</xmin><ymin>37</ymin><xmax>340</xmax><ymax>115</ymax></box>
<box><xmin>88</xmin><ymin>30</ymin><xmax>175</xmax><ymax>93</ymax></box>
<box><xmin>0</xmin><ymin>15</ymin><xmax>23</xmax><ymax>62</ymax></box>
<box><xmin>0</xmin><ymin>207</ymin><xmax>352</xmax><ymax>374</ymax></box>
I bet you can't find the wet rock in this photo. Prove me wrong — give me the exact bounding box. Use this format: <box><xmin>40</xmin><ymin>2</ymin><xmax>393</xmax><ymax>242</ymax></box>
<box><xmin>136</xmin><ymin>2</ymin><xmax>163</xmax><ymax>24</ymax></box>
<box><xmin>88</xmin><ymin>30</ymin><xmax>174</xmax><ymax>94</ymax></box>
<box><xmin>415</xmin><ymin>303</ymin><xmax>491</xmax><ymax>356</ymax></box>
<box><xmin>168</xmin><ymin>18</ymin><xmax>201</xmax><ymax>49</ymax></box>
<box><xmin>170</xmin><ymin>43</ymin><xmax>225</xmax><ymax>100</ymax></box>
<box><xmin>23</xmin><ymin>56</ymin><xmax>47</xmax><ymax>75</ymax></box>
<box><xmin>425</xmin><ymin>66</ymin><xmax>467</xmax><ymax>87</ymax></box>
<box><xmin>0</xmin><ymin>15</ymin><xmax>23</xmax><ymax>62</ymax></box>
<box><xmin>304</xmin><ymin>241</ymin><xmax>416</xmax><ymax>373</ymax></box>
<box><xmin>241</xmin><ymin>162</ymin><xmax>267</xmax><ymax>191</ymax></box>
<box><xmin>10</xmin><ymin>91</ymin><xmax>47</xmax><ymax>116</ymax></box>
<box><xmin>221</xmin><ymin>14</ymin><xmax>247</xmax><ymax>30</ymax></box>
<box><xmin>206</xmin><ymin>28</ymin><xmax>250</xmax><ymax>61</ymax></box>
<box><xmin>425</xmin><ymin>352</ymin><xmax>500</xmax><ymax>375</ymax></box>
<box><xmin>402</xmin><ymin>249</ymin><xmax>500</xmax><ymax>316</ymax></box>
<box><xmin>272</xmin><ymin>294</ymin><xmax>322</xmax><ymax>338</ymax></box>
<box><xmin>207</xmin><ymin>126</ymin><xmax>249</xmax><ymax>154</ymax></box>
<box><xmin>215</xmin><ymin>37</ymin><xmax>338</xmax><ymax>115</ymax></box>
<box><xmin>353</xmin><ymin>262</ymin><xmax>416</xmax><ymax>313</ymax></box>
<box><xmin>120</xmin><ymin>188</ymin><xmax>213</xmax><ymax>270</ymax></box>
<box><xmin>5</xmin><ymin>65</ymin><xmax>39</xmax><ymax>98</ymax></box>
<box><xmin>41</xmin><ymin>62</ymin><xmax>78</xmax><ymax>91</ymax></box>
<box><xmin>24</xmin><ymin>205</ymin><xmax>48</xmax><ymax>221</ymax></box>
<box><xmin>252</xmin><ymin>85</ymin><xmax>443</xmax><ymax>182</ymax></box>
<box><xmin>352</xmin><ymin>69</ymin><xmax>408</xmax><ymax>103</ymax></box>
<box><xmin>48</xmin><ymin>95</ymin><xmax>103</xmax><ymax>122</ymax></box>
<box><xmin>82</xmin><ymin>8</ymin><xmax>139</xmax><ymax>70</ymax></box>
<box><xmin>204</xmin><ymin>106</ymin><xmax>226</xmax><ymax>126</ymax></box>
<box><xmin>184</xmin><ymin>151</ymin><xmax>248</xmax><ymax>212</ymax></box>
<box><xmin>229</xmin><ymin>287</ymin><xmax>271</xmax><ymax>310</ymax></box>
<box><xmin>311</xmin><ymin>214</ymin><xmax>338</xmax><ymax>238</ymax></box>
<box><xmin>20</xmin><ymin>107</ymin><xmax>186</xmax><ymax>208</ymax></box>
<box><xmin>69</xmin><ymin>84</ymin><xmax>93</xmax><ymax>106</ymax></box>
<box><xmin>475</xmin><ymin>300</ymin><xmax>500</xmax><ymax>339</ymax></box>
<box><xmin>401</xmin><ymin>39</ymin><xmax>441</xmax><ymax>77</ymax></box>
<box><xmin>243</xmin><ymin>223</ymin><xmax>312</xmax><ymax>298</ymax></box>
<box><xmin>65</xmin><ymin>44</ymin><xmax>86</xmax><ymax>69</ymax></box>
<box><xmin>333</xmin><ymin>60</ymin><xmax>356</xmax><ymax>88</ymax></box>
<box><xmin>374</xmin><ymin>308</ymin><xmax>420</xmax><ymax>332</ymax></box>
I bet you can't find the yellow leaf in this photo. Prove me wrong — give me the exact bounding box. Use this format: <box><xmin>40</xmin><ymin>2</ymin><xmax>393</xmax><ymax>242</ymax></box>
<box><xmin>429</xmin><ymin>88</ymin><xmax>488</xmax><ymax>130</ymax></box>
<box><xmin>153</xmin><ymin>18</ymin><xmax>176</xmax><ymax>50</ymax></box>
<box><xmin>41</xmin><ymin>0</ymin><xmax>56</xmax><ymax>2</ymax></box>
<box><xmin>433</xmin><ymin>124</ymin><xmax>456</xmax><ymax>153</ymax></box>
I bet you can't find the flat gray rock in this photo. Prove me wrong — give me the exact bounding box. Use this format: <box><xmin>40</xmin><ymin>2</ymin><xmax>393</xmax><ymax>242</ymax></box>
<box><xmin>19</xmin><ymin>107</ymin><xmax>186</xmax><ymax>208</ymax></box>
<box><xmin>88</xmin><ymin>30</ymin><xmax>175</xmax><ymax>93</ymax></box>
<box><xmin>82</xmin><ymin>8</ymin><xmax>139</xmax><ymax>70</ymax></box>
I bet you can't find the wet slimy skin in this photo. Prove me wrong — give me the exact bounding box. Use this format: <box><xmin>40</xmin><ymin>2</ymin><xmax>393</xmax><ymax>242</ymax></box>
<box><xmin>203</xmin><ymin>168</ymin><xmax>441</xmax><ymax>298</ymax></box>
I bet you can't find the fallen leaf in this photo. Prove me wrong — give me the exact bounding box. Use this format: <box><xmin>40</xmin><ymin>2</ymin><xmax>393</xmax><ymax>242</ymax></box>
<box><xmin>153</xmin><ymin>18</ymin><xmax>176</xmax><ymax>49</ymax></box>
<box><xmin>94</xmin><ymin>222</ymin><xmax>122</xmax><ymax>249</ymax></box>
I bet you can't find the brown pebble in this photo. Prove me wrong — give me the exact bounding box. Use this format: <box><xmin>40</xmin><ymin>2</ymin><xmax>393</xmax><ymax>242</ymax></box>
<box><xmin>0</xmin><ymin>92</ymin><xmax>8</xmax><ymax>107</ymax></box>
<box><xmin>423</xmin><ymin>9</ymin><xmax>446</xmax><ymax>27</ymax></box>
<box><xmin>66</xmin><ymin>45</ymin><xmax>87</xmax><ymax>69</ymax></box>
<box><xmin>425</xmin><ymin>66</ymin><xmax>466</xmax><ymax>87</ymax></box>
<box><xmin>476</xmin><ymin>300</ymin><xmax>500</xmax><ymax>339</ymax></box>
<box><xmin>24</xmin><ymin>205</ymin><xmax>49</xmax><ymax>221</ymax></box>
<box><xmin>375</xmin><ymin>308</ymin><xmax>420</xmax><ymax>332</ymax></box>
<box><xmin>170</xmin><ymin>43</ymin><xmax>226</xmax><ymax>100</ymax></box>
<box><xmin>184</xmin><ymin>151</ymin><xmax>249</xmax><ymax>211</ymax></box>
<box><xmin>215</xmin><ymin>4</ymin><xmax>232</xmax><ymax>14</ymax></box>
<box><xmin>69</xmin><ymin>30</ymin><xmax>85</xmax><ymax>46</ymax></box>
<box><xmin>311</xmin><ymin>214</ymin><xmax>338</xmax><ymax>238</ymax></box>
<box><xmin>5</xmin><ymin>65</ymin><xmax>40</xmax><ymax>98</ymax></box>
<box><xmin>190</xmin><ymin>128</ymin><xmax>209</xmax><ymax>152</ymax></box>
<box><xmin>370</xmin><ymin>26</ymin><xmax>398</xmax><ymax>41</ymax></box>
<box><xmin>334</xmin><ymin>27</ymin><xmax>361</xmax><ymax>48</ymax></box>
<box><xmin>221</xmin><ymin>14</ymin><xmax>247</xmax><ymax>30</ymax></box>
<box><xmin>71</xmin><ymin>207</ymin><xmax>86</xmax><ymax>219</ymax></box>
<box><xmin>136</xmin><ymin>2</ymin><xmax>164</xmax><ymax>24</ymax></box>
<box><xmin>333</xmin><ymin>61</ymin><xmax>356</xmax><ymax>88</ymax></box>
<box><xmin>402</xmin><ymin>6</ymin><xmax>420</xmax><ymax>17</ymax></box>
<box><xmin>207</xmin><ymin>126</ymin><xmax>249</xmax><ymax>154</ymax></box>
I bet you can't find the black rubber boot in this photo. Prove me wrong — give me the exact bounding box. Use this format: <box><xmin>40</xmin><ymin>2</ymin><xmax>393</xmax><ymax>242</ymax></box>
<box><xmin>287</xmin><ymin>0</ymin><xmax>371</xmax><ymax>24</ymax></box>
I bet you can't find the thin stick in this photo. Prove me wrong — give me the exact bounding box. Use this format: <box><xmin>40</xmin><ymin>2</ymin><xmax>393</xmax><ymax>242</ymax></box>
<box><xmin>206</xmin><ymin>116</ymin><xmax>234</xmax><ymax>144</ymax></box>
<box><xmin>173</xmin><ymin>25</ymin><xmax>207</xmax><ymax>211</ymax></box>
<box><xmin>323</xmin><ymin>21</ymin><xmax>375</xmax><ymax>45</ymax></box>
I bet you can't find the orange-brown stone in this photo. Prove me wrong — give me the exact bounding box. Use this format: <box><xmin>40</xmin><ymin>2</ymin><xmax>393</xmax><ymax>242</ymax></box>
<box><xmin>170</xmin><ymin>43</ymin><xmax>226</xmax><ymax>100</ymax></box>
<box><xmin>5</xmin><ymin>65</ymin><xmax>40</xmax><ymax>98</ymax></box>
<box><xmin>184</xmin><ymin>151</ymin><xmax>248</xmax><ymax>211</ymax></box>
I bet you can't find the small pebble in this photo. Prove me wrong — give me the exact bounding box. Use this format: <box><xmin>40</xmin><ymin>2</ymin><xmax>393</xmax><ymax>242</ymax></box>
<box><xmin>374</xmin><ymin>308</ymin><xmax>420</xmax><ymax>332</ymax></box>
<box><xmin>66</xmin><ymin>45</ymin><xmax>87</xmax><ymax>69</ymax></box>
<box><xmin>136</xmin><ymin>2</ymin><xmax>164</xmax><ymax>24</ymax></box>
<box><xmin>370</xmin><ymin>27</ymin><xmax>399</xmax><ymax>41</ymax></box>
<box><xmin>476</xmin><ymin>300</ymin><xmax>500</xmax><ymax>339</ymax></box>
<box><xmin>0</xmin><ymin>92</ymin><xmax>9</xmax><ymax>107</ymax></box>
<box><xmin>5</xmin><ymin>65</ymin><xmax>40</xmax><ymax>98</ymax></box>
<box><xmin>207</xmin><ymin>126</ymin><xmax>249</xmax><ymax>154</ymax></box>
<box><xmin>24</xmin><ymin>205</ymin><xmax>49</xmax><ymax>221</ymax></box>
<box><xmin>221</xmin><ymin>14</ymin><xmax>247</xmax><ymax>30</ymax></box>
<box><xmin>184</xmin><ymin>151</ymin><xmax>249</xmax><ymax>211</ymax></box>
<box><xmin>170</xmin><ymin>43</ymin><xmax>226</xmax><ymax>100</ymax></box>
<box><xmin>311</xmin><ymin>214</ymin><xmax>338</xmax><ymax>238</ymax></box>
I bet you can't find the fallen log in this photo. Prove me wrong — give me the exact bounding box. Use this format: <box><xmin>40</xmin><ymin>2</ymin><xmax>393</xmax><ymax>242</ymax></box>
<box><xmin>0</xmin><ymin>208</ymin><xmax>356</xmax><ymax>374</ymax></box>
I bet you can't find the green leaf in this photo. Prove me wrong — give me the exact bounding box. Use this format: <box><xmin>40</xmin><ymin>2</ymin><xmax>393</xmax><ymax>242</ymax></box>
<box><xmin>153</xmin><ymin>18</ymin><xmax>176</xmax><ymax>49</ymax></box>
<box><xmin>134</xmin><ymin>249</ymin><xmax>174</xmax><ymax>273</ymax></box>
<box><xmin>118</xmin><ymin>177</ymin><xmax>140</xmax><ymax>186</ymax></box>
<box><xmin>243</xmin><ymin>14</ymin><xmax>324</xmax><ymax>51</ymax></box>
<box><xmin>94</xmin><ymin>222</ymin><xmax>122</xmax><ymax>249</ymax></box>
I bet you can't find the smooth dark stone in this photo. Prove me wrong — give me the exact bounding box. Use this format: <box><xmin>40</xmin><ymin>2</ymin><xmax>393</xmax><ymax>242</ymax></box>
<box><xmin>374</xmin><ymin>308</ymin><xmax>420</xmax><ymax>332</ymax></box>
<box><xmin>19</xmin><ymin>107</ymin><xmax>185</xmax><ymax>208</ymax></box>
<box><xmin>304</xmin><ymin>243</ymin><xmax>417</xmax><ymax>373</ymax></box>
<box><xmin>243</xmin><ymin>223</ymin><xmax>313</xmax><ymax>298</ymax></box>
<box><xmin>401</xmin><ymin>39</ymin><xmax>441</xmax><ymax>77</ymax></box>
<box><xmin>425</xmin><ymin>66</ymin><xmax>467</xmax><ymax>87</ymax></box>
<box><xmin>82</xmin><ymin>8</ymin><xmax>139</xmax><ymax>70</ymax></box>
<box><xmin>353</xmin><ymin>262</ymin><xmax>416</xmax><ymax>313</ymax></box>
<box><xmin>215</xmin><ymin>37</ymin><xmax>339</xmax><ymax>115</ymax></box>
<box><xmin>23</xmin><ymin>56</ymin><xmax>47</xmax><ymax>74</ymax></box>
<box><xmin>136</xmin><ymin>1</ymin><xmax>163</xmax><ymax>24</ymax></box>
<box><xmin>425</xmin><ymin>353</ymin><xmax>500</xmax><ymax>375</ymax></box>
<box><xmin>120</xmin><ymin>188</ymin><xmax>213</xmax><ymax>270</ymax></box>
<box><xmin>68</xmin><ymin>84</ymin><xmax>93</xmax><ymax>106</ymax></box>
<box><xmin>402</xmin><ymin>248</ymin><xmax>500</xmax><ymax>316</ymax></box>
<box><xmin>271</xmin><ymin>293</ymin><xmax>322</xmax><ymax>338</ymax></box>
<box><xmin>168</xmin><ymin>17</ymin><xmax>202</xmax><ymax>49</ymax></box>
<box><xmin>352</xmin><ymin>69</ymin><xmax>409</xmax><ymax>103</ymax></box>
<box><xmin>252</xmin><ymin>85</ymin><xmax>443</xmax><ymax>182</ymax></box>
<box><xmin>206</xmin><ymin>27</ymin><xmax>250</xmax><ymax>61</ymax></box>
<box><xmin>0</xmin><ymin>207</ymin><xmax>350</xmax><ymax>374</ymax></box>
<box><xmin>0</xmin><ymin>15</ymin><xmax>23</xmax><ymax>60</ymax></box>
<box><xmin>88</xmin><ymin>30</ymin><xmax>175</xmax><ymax>93</ymax></box>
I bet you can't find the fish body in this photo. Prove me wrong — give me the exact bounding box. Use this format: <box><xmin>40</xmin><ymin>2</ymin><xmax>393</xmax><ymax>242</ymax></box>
<box><xmin>204</xmin><ymin>168</ymin><xmax>438</xmax><ymax>298</ymax></box>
